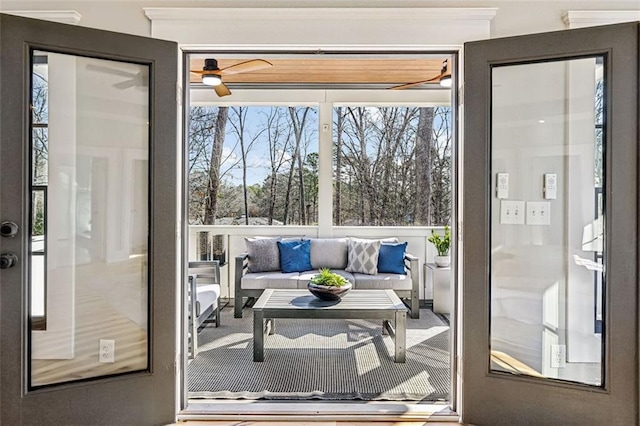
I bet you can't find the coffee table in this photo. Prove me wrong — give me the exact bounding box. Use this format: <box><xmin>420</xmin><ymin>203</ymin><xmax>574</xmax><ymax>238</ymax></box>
<box><xmin>252</xmin><ymin>289</ymin><xmax>407</xmax><ymax>363</ymax></box>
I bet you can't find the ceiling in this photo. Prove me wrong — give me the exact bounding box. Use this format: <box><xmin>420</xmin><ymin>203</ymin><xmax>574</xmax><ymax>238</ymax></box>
<box><xmin>188</xmin><ymin>57</ymin><xmax>450</xmax><ymax>88</ymax></box>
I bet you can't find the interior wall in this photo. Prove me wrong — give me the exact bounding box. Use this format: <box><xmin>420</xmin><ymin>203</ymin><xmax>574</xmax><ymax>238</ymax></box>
<box><xmin>2</xmin><ymin>1</ymin><xmax>639</xmax><ymax>39</ymax></box>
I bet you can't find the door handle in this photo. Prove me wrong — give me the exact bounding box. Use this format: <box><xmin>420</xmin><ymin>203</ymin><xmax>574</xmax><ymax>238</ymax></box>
<box><xmin>1</xmin><ymin>222</ymin><xmax>18</xmax><ymax>238</ymax></box>
<box><xmin>0</xmin><ymin>252</ymin><xmax>18</xmax><ymax>269</ymax></box>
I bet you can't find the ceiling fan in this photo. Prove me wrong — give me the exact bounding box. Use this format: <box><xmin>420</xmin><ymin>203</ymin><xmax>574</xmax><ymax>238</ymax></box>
<box><xmin>389</xmin><ymin>59</ymin><xmax>451</xmax><ymax>90</ymax></box>
<box><xmin>190</xmin><ymin>58</ymin><xmax>273</xmax><ymax>97</ymax></box>
<box><xmin>86</xmin><ymin>63</ymin><xmax>148</xmax><ymax>90</ymax></box>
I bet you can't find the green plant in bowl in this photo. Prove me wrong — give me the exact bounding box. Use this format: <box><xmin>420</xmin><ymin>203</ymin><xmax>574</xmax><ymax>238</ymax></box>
<box><xmin>308</xmin><ymin>268</ymin><xmax>352</xmax><ymax>301</ymax></box>
<box><xmin>310</xmin><ymin>268</ymin><xmax>350</xmax><ymax>287</ymax></box>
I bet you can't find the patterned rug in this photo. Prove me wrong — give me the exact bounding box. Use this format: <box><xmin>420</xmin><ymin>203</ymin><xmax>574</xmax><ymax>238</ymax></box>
<box><xmin>188</xmin><ymin>306</ymin><xmax>450</xmax><ymax>401</ymax></box>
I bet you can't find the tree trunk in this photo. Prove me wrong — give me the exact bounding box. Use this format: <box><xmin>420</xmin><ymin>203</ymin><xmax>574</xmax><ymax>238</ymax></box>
<box><xmin>200</xmin><ymin>106</ymin><xmax>228</xmax><ymax>259</ymax></box>
<box><xmin>284</xmin><ymin>107</ymin><xmax>310</xmax><ymax>225</ymax></box>
<box><xmin>415</xmin><ymin>107</ymin><xmax>435</xmax><ymax>225</ymax></box>
<box><xmin>203</xmin><ymin>107</ymin><xmax>228</xmax><ymax>225</ymax></box>
<box><xmin>236</xmin><ymin>107</ymin><xmax>250</xmax><ymax>225</ymax></box>
<box><xmin>289</xmin><ymin>107</ymin><xmax>310</xmax><ymax>225</ymax></box>
<box><xmin>335</xmin><ymin>108</ymin><xmax>343</xmax><ymax>225</ymax></box>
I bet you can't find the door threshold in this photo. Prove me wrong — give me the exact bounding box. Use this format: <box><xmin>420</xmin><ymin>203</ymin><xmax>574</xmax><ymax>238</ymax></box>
<box><xmin>178</xmin><ymin>400</ymin><xmax>458</xmax><ymax>422</ymax></box>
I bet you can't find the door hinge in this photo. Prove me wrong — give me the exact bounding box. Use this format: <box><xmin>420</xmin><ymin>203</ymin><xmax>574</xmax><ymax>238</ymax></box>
<box><xmin>457</xmin><ymin>221</ymin><xmax>463</xmax><ymax>241</ymax></box>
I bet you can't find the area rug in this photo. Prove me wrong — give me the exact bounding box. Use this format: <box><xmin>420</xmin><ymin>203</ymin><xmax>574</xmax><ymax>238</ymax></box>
<box><xmin>187</xmin><ymin>307</ymin><xmax>450</xmax><ymax>401</ymax></box>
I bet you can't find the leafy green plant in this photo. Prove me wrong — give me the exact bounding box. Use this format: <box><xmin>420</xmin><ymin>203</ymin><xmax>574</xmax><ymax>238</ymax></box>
<box><xmin>428</xmin><ymin>225</ymin><xmax>451</xmax><ymax>256</ymax></box>
<box><xmin>310</xmin><ymin>268</ymin><xmax>349</xmax><ymax>287</ymax></box>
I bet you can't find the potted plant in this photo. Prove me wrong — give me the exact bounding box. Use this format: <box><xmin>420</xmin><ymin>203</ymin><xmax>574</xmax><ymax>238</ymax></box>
<box><xmin>428</xmin><ymin>225</ymin><xmax>451</xmax><ymax>267</ymax></box>
<box><xmin>308</xmin><ymin>268</ymin><xmax>352</xmax><ymax>301</ymax></box>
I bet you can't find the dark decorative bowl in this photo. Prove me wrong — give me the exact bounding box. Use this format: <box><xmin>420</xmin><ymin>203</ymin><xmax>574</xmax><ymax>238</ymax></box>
<box><xmin>307</xmin><ymin>281</ymin><xmax>352</xmax><ymax>301</ymax></box>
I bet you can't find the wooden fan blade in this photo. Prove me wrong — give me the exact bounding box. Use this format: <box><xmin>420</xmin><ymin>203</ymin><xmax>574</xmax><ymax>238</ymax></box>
<box><xmin>220</xmin><ymin>59</ymin><xmax>273</xmax><ymax>75</ymax></box>
<box><xmin>87</xmin><ymin>64</ymin><xmax>138</xmax><ymax>79</ymax></box>
<box><xmin>214</xmin><ymin>83</ymin><xmax>231</xmax><ymax>97</ymax></box>
<box><xmin>113</xmin><ymin>79</ymin><xmax>138</xmax><ymax>90</ymax></box>
<box><xmin>190</xmin><ymin>70</ymin><xmax>222</xmax><ymax>75</ymax></box>
<box><xmin>389</xmin><ymin>73</ymin><xmax>443</xmax><ymax>90</ymax></box>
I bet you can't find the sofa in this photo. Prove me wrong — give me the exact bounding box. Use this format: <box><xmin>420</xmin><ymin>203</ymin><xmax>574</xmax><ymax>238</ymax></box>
<box><xmin>234</xmin><ymin>237</ymin><xmax>419</xmax><ymax>319</ymax></box>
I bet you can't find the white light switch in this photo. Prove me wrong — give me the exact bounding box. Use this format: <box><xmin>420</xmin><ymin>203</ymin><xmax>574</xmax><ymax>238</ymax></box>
<box><xmin>527</xmin><ymin>201</ymin><xmax>551</xmax><ymax>225</ymax></box>
<box><xmin>500</xmin><ymin>200</ymin><xmax>525</xmax><ymax>225</ymax></box>
<box><xmin>496</xmin><ymin>173</ymin><xmax>509</xmax><ymax>199</ymax></box>
<box><xmin>544</xmin><ymin>173</ymin><xmax>557</xmax><ymax>199</ymax></box>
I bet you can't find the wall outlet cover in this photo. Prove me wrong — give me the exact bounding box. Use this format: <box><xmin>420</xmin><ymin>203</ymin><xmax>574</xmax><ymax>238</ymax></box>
<box><xmin>99</xmin><ymin>339</ymin><xmax>115</xmax><ymax>363</ymax></box>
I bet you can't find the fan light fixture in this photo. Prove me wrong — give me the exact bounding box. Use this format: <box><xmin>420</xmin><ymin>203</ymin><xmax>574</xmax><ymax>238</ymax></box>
<box><xmin>202</xmin><ymin>74</ymin><xmax>222</xmax><ymax>86</ymax></box>
<box><xmin>439</xmin><ymin>59</ymin><xmax>452</xmax><ymax>88</ymax></box>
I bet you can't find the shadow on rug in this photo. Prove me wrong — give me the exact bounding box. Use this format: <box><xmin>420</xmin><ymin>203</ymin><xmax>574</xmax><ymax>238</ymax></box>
<box><xmin>188</xmin><ymin>307</ymin><xmax>450</xmax><ymax>401</ymax></box>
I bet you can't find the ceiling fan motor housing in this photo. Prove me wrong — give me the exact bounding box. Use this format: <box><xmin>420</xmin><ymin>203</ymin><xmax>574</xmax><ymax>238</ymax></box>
<box><xmin>203</xmin><ymin>58</ymin><xmax>220</xmax><ymax>71</ymax></box>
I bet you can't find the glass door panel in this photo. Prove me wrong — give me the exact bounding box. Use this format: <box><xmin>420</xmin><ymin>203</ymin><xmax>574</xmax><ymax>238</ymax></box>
<box><xmin>29</xmin><ymin>50</ymin><xmax>150</xmax><ymax>388</ymax></box>
<box><xmin>490</xmin><ymin>57</ymin><xmax>604</xmax><ymax>386</ymax></box>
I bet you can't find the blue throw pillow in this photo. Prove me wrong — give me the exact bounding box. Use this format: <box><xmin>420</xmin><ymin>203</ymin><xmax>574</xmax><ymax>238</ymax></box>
<box><xmin>278</xmin><ymin>239</ymin><xmax>312</xmax><ymax>273</ymax></box>
<box><xmin>377</xmin><ymin>242</ymin><xmax>407</xmax><ymax>274</ymax></box>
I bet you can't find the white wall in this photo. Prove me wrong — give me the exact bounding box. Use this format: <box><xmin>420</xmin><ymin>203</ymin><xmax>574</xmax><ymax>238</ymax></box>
<box><xmin>3</xmin><ymin>0</ymin><xmax>639</xmax><ymax>39</ymax></box>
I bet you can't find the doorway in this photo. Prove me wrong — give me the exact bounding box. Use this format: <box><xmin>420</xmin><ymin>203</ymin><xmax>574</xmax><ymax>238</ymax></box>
<box><xmin>180</xmin><ymin>50</ymin><xmax>459</xmax><ymax>412</ymax></box>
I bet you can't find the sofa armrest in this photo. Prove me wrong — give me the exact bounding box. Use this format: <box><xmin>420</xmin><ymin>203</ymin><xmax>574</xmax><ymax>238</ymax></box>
<box><xmin>404</xmin><ymin>253</ymin><xmax>419</xmax><ymax>285</ymax></box>
<box><xmin>404</xmin><ymin>253</ymin><xmax>420</xmax><ymax>319</ymax></box>
<box><xmin>235</xmin><ymin>253</ymin><xmax>249</xmax><ymax>291</ymax></box>
<box><xmin>234</xmin><ymin>253</ymin><xmax>249</xmax><ymax>317</ymax></box>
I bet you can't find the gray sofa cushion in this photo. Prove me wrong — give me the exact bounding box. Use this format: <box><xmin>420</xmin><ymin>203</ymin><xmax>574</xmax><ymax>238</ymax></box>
<box><xmin>352</xmin><ymin>272</ymin><xmax>413</xmax><ymax>290</ymax></box>
<box><xmin>310</xmin><ymin>238</ymin><xmax>348</xmax><ymax>269</ymax></box>
<box><xmin>241</xmin><ymin>271</ymin><xmax>300</xmax><ymax>289</ymax></box>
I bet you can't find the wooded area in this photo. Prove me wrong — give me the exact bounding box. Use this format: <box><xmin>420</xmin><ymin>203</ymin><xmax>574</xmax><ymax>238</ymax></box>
<box><xmin>188</xmin><ymin>105</ymin><xmax>452</xmax><ymax>227</ymax></box>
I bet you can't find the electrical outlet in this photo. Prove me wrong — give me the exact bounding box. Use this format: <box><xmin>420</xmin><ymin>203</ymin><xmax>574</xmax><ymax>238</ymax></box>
<box><xmin>99</xmin><ymin>339</ymin><xmax>115</xmax><ymax>363</ymax></box>
<box><xmin>550</xmin><ymin>344</ymin><xmax>566</xmax><ymax>368</ymax></box>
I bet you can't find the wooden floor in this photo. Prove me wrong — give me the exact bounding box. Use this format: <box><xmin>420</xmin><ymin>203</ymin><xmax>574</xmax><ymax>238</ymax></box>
<box><xmin>171</xmin><ymin>422</ymin><xmax>464</xmax><ymax>425</ymax></box>
<box><xmin>31</xmin><ymin>257</ymin><xmax>147</xmax><ymax>386</ymax></box>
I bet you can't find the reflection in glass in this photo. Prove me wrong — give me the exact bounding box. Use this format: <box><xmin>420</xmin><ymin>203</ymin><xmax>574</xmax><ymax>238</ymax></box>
<box><xmin>490</xmin><ymin>57</ymin><xmax>604</xmax><ymax>386</ymax></box>
<box><xmin>29</xmin><ymin>50</ymin><xmax>150</xmax><ymax>387</ymax></box>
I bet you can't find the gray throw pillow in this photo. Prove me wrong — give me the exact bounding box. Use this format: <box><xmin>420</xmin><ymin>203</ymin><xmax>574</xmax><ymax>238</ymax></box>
<box><xmin>245</xmin><ymin>237</ymin><xmax>281</xmax><ymax>272</ymax></box>
<box><xmin>345</xmin><ymin>238</ymin><xmax>381</xmax><ymax>275</ymax></box>
<box><xmin>310</xmin><ymin>238</ymin><xmax>348</xmax><ymax>269</ymax></box>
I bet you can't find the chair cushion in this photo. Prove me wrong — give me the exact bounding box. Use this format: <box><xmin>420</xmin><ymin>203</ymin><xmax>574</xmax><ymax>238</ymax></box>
<box><xmin>345</xmin><ymin>238</ymin><xmax>381</xmax><ymax>275</ymax></box>
<box><xmin>241</xmin><ymin>271</ymin><xmax>300</xmax><ymax>289</ymax></box>
<box><xmin>352</xmin><ymin>272</ymin><xmax>412</xmax><ymax>290</ymax></box>
<box><xmin>278</xmin><ymin>239</ymin><xmax>313</xmax><ymax>273</ymax></box>
<box><xmin>377</xmin><ymin>242</ymin><xmax>407</xmax><ymax>274</ymax></box>
<box><xmin>310</xmin><ymin>238</ymin><xmax>348</xmax><ymax>269</ymax></box>
<box><xmin>195</xmin><ymin>284</ymin><xmax>220</xmax><ymax>315</ymax></box>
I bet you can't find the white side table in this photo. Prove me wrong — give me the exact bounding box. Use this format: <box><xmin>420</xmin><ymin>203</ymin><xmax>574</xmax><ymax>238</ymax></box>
<box><xmin>425</xmin><ymin>263</ymin><xmax>451</xmax><ymax>314</ymax></box>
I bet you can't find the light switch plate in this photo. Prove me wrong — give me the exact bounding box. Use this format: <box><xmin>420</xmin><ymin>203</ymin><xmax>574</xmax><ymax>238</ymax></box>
<box><xmin>527</xmin><ymin>201</ymin><xmax>551</xmax><ymax>225</ymax></box>
<box><xmin>500</xmin><ymin>200</ymin><xmax>525</xmax><ymax>225</ymax></box>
